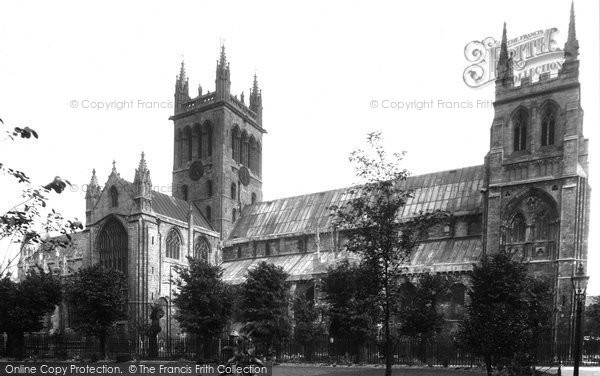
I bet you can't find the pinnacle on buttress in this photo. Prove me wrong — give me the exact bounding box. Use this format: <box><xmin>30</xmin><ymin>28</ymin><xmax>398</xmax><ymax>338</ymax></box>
<box><xmin>112</xmin><ymin>160</ymin><xmax>117</xmax><ymax>174</ymax></box>
<box><xmin>564</xmin><ymin>1</ymin><xmax>579</xmax><ymax>61</ymax></box>
<box><xmin>219</xmin><ymin>44</ymin><xmax>227</xmax><ymax>68</ymax></box>
<box><xmin>178</xmin><ymin>60</ymin><xmax>187</xmax><ymax>84</ymax></box>
<box><xmin>85</xmin><ymin>168</ymin><xmax>101</xmax><ymax>200</ymax></box>
<box><xmin>134</xmin><ymin>152</ymin><xmax>151</xmax><ymax>185</ymax></box>
<box><xmin>90</xmin><ymin>168</ymin><xmax>98</xmax><ymax>187</ymax></box>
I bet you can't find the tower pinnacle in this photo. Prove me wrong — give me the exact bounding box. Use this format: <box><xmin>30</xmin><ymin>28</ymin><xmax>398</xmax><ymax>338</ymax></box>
<box><xmin>564</xmin><ymin>1</ymin><xmax>579</xmax><ymax>61</ymax></box>
<box><xmin>496</xmin><ymin>23</ymin><xmax>513</xmax><ymax>87</ymax></box>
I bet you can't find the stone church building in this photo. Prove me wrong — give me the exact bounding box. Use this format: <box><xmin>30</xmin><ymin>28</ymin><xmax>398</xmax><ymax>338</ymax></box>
<box><xmin>19</xmin><ymin>6</ymin><xmax>590</xmax><ymax>344</ymax></box>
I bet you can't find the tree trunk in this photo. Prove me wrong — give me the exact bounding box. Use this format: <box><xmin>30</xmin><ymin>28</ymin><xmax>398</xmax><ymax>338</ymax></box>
<box><xmin>385</xmin><ymin>310</ymin><xmax>392</xmax><ymax>376</ymax></box>
<box><xmin>485</xmin><ymin>354</ymin><xmax>492</xmax><ymax>376</ymax></box>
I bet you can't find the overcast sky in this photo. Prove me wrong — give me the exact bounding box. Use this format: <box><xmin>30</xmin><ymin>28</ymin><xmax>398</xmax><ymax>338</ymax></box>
<box><xmin>1</xmin><ymin>0</ymin><xmax>598</xmax><ymax>290</ymax></box>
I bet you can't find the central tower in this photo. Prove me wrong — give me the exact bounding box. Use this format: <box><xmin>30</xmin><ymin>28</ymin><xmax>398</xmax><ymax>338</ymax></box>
<box><xmin>169</xmin><ymin>47</ymin><xmax>265</xmax><ymax>239</ymax></box>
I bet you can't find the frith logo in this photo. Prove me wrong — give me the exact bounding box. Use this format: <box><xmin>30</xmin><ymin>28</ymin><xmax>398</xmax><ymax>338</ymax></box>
<box><xmin>463</xmin><ymin>27</ymin><xmax>564</xmax><ymax>88</ymax></box>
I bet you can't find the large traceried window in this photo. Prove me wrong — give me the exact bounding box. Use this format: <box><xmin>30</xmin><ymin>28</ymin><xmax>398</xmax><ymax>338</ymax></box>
<box><xmin>166</xmin><ymin>229</ymin><xmax>182</xmax><ymax>259</ymax></box>
<box><xmin>513</xmin><ymin>109</ymin><xmax>528</xmax><ymax>152</ymax></box>
<box><xmin>532</xmin><ymin>210</ymin><xmax>551</xmax><ymax>241</ymax></box>
<box><xmin>97</xmin><ymin>217</ymin><xmax>128</xmax><ymax>273</ymax></box>
<box><xmin>541</xmin><ymin>105</ymin><xmax>557</xmax><ymax>146</ymax></box>
<box><xmin>508</xmin><ymin>212</ymin><xmax>526</xmax><ymax>243</ymax></box>
<box><xmin>194</xmin><ymin>236</ymin><xmax>211</xmax><ymax>261</ymax></box>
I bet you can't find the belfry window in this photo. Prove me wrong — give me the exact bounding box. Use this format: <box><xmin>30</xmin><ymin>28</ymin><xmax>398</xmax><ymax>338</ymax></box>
<box><xmin>231</xmin><ymin>183</ymin><xmax>237</xmax><ymax>200</ymax></box>
<box><xmin>166</xmin><ymin>229</ymin><xmax>182</xmax><ymax>259</ymax></box>
<box><xmin>206</xmin><ymin>206</ymin><xmax>212</xmax><ymax>221</ymax></box>
<box><xmin>541</xmin><ymin>106</ymin><xmax>556</xmax><ymax>146</ymax></box>
<box><xmin>513</xmin><ymin>110</ymin><xmax>528</xmax><ymax>152</ymax></box>
<box><xmin>181</xmin><ymin>185</ymin><xmax>188</xmax><ymax>201</ymax></box>
<box><xmin>207</xmin><ymin>180</ymin><xmax>213</xmax><ymax>197</ymax></box>
<box><xmin>110</xmin><ymin>186</ymin><xmax>119</xmax><ymax>207</ymax></box>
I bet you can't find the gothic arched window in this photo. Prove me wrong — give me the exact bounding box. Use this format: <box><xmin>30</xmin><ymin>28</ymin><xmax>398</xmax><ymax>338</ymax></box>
<box><xmin>181</xmin><ymin>185</ymin><xmax>188</xmax><ymax>202</ymax></box>
<box><xmin>509</xmin><ymin>213</ymin><xmax>526</xmax><ymax>243</ymax></box>
<box><xmin>231</xmin><ymin>183</ymin><xmax>236</xmax><ymax>200</ymax></box>
<box><xmin>194</xmin><ymin>123</ymin><xmax>202</xmax><ymax>159</ymax></box>
<box><xmin>184</xmin><ymin>126</ymin><xmax>192</xmax><ymax>162</ymax></box>
<box><xmin>166</xmin><ymin>229</ymin><xmax>182</xmax><ymax>259</ymax></box>
<box><xmin>241</xmin><ymin>131</ymin><xmax>249</xmax><ymax>166</ymax></box>
<box><xmin>177</xmin><ymin>130</ymin><xmax>183</xmax><ymax>167</ymax></box>
<box><xmin>251</xmin><ymin>192</ymin><xmax>257</xmax><ymax>204</ymax></box>
<box><xmin>541</xmin><ymin>105</ymin><xmax>557</xmax><ymax>146</ymax></box>
<box><xmin>232</xmin><ymin>208</ymin><xmax>237</xmax><ymax>222</ymax></box>
<box><xmin>206</xmin><ymin>205</ymin><xmax>212</xmax><ymax>221</ymax></box>
<box><xmin>513</xmin><ymin>109</ymin><xmax>528</xmax><ymax>152</ymax></box>
<box><xmin>533</xmin><ymin>210</ymin><xmax>551</xmax><ymax>241</ymax></box>
<box><xmin>232</xmin><ymin>126</ymin><xmax>241</xmax><ymax>162</ymax></box>
<box><xmin>257</xmin><ymin>142</ymin><xmax>262</xmax><ymax>176</ymax></box>
<box><xmin>194</xmin><ymin>236</ymin><xmax>211</xmax><ymax>261</ymax></box>
<box><xmin>207</xmin><ymin>180</ymin><xmax>213</xmax><ymax>197</ymax></box>
<box><xmin>249</xmin><ymin>136</ymin><xmax>257</xmax><ymax>173</ymax></box>
<box><xmin>203</xmin><ymin>122</ymin><xmax>213</xmax><ymax>157</ymax></box>
<box><xmin>97</xmin><ymin>217</ymin><xmax>128</xmax><ymax>273</ymax></box>
<box><xmin>110</xmin><ymin>186</ymin><xmax>119</xmax><ymax>207</ymax></box>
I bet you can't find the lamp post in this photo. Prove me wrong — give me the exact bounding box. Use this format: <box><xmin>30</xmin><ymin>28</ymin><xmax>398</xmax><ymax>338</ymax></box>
<box><xmin>571</xmin><ymin>263</ymin><xmax>589</xmax><ymax>376</ymax></box>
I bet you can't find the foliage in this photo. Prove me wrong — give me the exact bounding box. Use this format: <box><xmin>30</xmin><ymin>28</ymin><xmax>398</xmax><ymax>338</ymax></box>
<box><xmin>456</xmin><ymin>252</ymin><xmax>553</xmax><ymax>376</ymax></box>
<box><xmin>292</xmin><ymin>290</ymin><xmax>325</xmax><ymax>360</ymax></box>
<box><xmin>397</xmin><ymin>273</ymin><xmax>452</xmax><ymax>339</ymax></box>
<box><xmin>585</xmin><ymin>297</ymin><xmax>600</xmax><ymax>338</ymax></box>
<box><xmin>63</xmin><ymin>264</ymin><xmax>127</xmax><ymax>358</ymax></box>
<box><xmin>1</xmin><ymin>119</ymin><xmax>82</xmax><ymax>275</ymax></box>
<box><xmin>0</xmin><ymin>267</ymin><xmax>62</xmax><ymax>359</ymax></box>
<box><xmin>329</xmin><ymin>132</ymin><xmax>450</xmax><ymax>376</ymax></box>
<box><xmin>238</xmin><ymin>261</ymin><xmax>291</xmax><ymax>358</ymax></box>
<box><xmin>173</xmin><ymin>257</ymin><xmax>234</xmax><ymax>359</ymax></box>
<box><xmin>321</xmin><ymin>260</ymin><xmax>379</xmax><ymax>349</ymax></box>
<box><xmin>397</xmin><ymin>273</ymin><xmax>452</xmax><ymax>362</ymax></box>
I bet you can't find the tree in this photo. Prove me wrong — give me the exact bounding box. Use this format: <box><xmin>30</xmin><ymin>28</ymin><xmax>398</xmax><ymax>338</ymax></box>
<box><xmin>238</xmin><ymin>261</ymin><xmax>290</xmax><ymax>359</ymax></box>
<box><xmin>321</xmin><ymin>260</ymin><xmax>379</xmax><ymax>362</ymax></box>
<box><xmin>397</xmin><ymin>273</ymin><xmax>451</xmax><ymax>363</ymax></box>
<box><xmin>292</xmin><ymin>292</ymin><xmax>325</xmax><ymax>361</ymax></box>
<box><xmin>456</xmin><ymin>252</ymin><xmax>553</xmax><ymax>376</ymax></box>
<box><xmin>64</xmin><ymin>264</ymin><xmax>127</xmax><ymax>359</ymax></box>
<box><xmin>172</xmin><ymin>257</ymin><xmax>234</xmax><ymax>360</ymax></box>
<box><xmin>0</xmin><ymin>268</ymin><xmax>62</xmax><ymax>359</ymax></box>
<box><xmin>584</xmin><ymin>297</ymin><xmax>600</xmax><ymax>338</ymax></box>
<box><xmin>330</xmin><ymin>132</ymin><xmax>449</xmax><ymax>376</ymax></box>
<box><xmin>1</xmin><ymin>120</ymin><xmax>82</xmax><ymax>275</ymax></box>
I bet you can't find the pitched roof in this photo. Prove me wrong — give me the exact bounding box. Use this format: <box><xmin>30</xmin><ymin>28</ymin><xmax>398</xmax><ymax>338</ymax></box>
<box><xmin>221</xmin><ymin>236</ymin><xmax>483</xmax><ymax>284</ymax></box>
<box><xmin>228</xmin><ymin>165</ymin><xmax>484</xmax><ymax>241</ymax></box>
<box><xmin>152</xmin><ymin>190</ymin><xmax>213</xmax><ymax>230</ymax></box>
<box><xmin>107</xmin><ymin>178</ymin><xmax>213</xmax><ymax>231</ymax></box>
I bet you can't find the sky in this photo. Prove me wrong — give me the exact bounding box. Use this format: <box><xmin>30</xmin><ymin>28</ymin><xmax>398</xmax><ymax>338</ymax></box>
<box><xmin>0</xmin><ymin>0</ymin><xmax>598</xmax><ymax>290</ymax></box>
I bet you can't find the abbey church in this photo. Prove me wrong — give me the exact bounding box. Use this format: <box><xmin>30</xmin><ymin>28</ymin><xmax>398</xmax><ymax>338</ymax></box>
<box><xmin>18</xmin><ymin>6</ymin><xmax>590</xmax><ymax>344</ymax></box>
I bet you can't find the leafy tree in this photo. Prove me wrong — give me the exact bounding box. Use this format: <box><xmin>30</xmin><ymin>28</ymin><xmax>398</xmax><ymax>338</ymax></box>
<box><xmin>456</xmin><ymin>252</ymin><xmax>553</xmax><ymax>376</ymax></box>
<box><xmin>292</xmin><ymin>292</ymin><xmax>325</xmax><ymax>361</ymax></box>
<box><xmin>397</xmin><ymin>273</ymin><xmax>451</xmax><ymax>362</ymax></box>
<box><xmin>1</xmin><ymin>119</ymin><xmax>81</xmax><ymax>275</ymax></box>
<box><xmin>173</xmin><ymin>257</ymin><xmax>234</xmax><ymax>360</ymax></box>
<box><xmin>321</xmin><ymin>260</ymin><xmax>379</xmax><ymax>361</ymax></box>
<box><xmin>330</xmin><ymin>132</ymin><xmax>449</xmax><ymax>376</ymax></box>
<box><xmin>584</xmin><ymin>297</ymin><xmax>600</xmax><ymax>338</ymax></box>
<box><xmin>64</xmin><ymin>264</ymin><xmax>127</xmax><ymax>359</ymax></box>
<box><xmin>0</xmin><ymin>268</ymin><xmax>62</xmax><ymax>359</ymax></box>
<box><xmin>238</xmin><ymin>261</ymin><xmax>291</xmax><ymax>359</ymax></box>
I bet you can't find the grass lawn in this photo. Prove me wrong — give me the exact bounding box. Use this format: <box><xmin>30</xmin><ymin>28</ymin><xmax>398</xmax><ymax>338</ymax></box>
<box><xmin>273</xmin><ymin>365</ymin><xmax>485</xmax><ymax>376</ymax></box>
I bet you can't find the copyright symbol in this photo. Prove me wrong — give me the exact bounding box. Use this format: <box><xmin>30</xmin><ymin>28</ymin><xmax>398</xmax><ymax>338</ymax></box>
<box><xmin>369</xmin><ymin>100</ymin><xmax>378</xmax><ymax>108</ymax></box>
<box><xmin>129</xmin><ymin>365</ymin><xmax>137</xmax><ymax>373</ymax></box>
<box><xmin>70</xmin><ymin>183</ymin><xmax>78</xmax><ymax>192</ymax></box>
<box><xmin>70</xmin><ymin>100</ymin><xmax>78</xmax><ymax>108</ymax></box>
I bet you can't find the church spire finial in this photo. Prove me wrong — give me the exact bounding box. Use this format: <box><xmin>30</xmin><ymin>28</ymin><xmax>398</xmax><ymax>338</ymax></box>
<box><xmin>112</xmin><ymin>160</ymin><xmax>117</xmax><ymax>174</ymax></box>
<box><xmin>496</xmin><ymin>22</ymin><xmax>513</xmax><ymax>85</ymax></box>
<box><xmin>564</xmin><ymin>1</ymin><xmax>579</xmax><ymax>61</ymax></box>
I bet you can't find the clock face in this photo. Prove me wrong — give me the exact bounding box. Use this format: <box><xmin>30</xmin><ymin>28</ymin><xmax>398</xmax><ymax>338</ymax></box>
<box><xmin>239</xmin><ymin>166</ymin><xmax>250</xmax><ymax>186</ymax></box>
<box><xmin>189</xmin><ymin>161</ymin><xmax>204</xmax><ymax>181</ymax></box>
